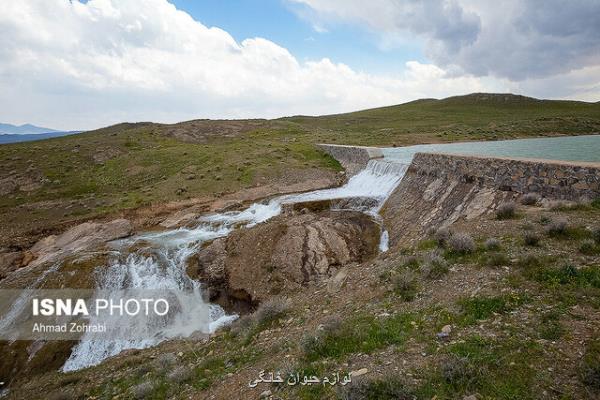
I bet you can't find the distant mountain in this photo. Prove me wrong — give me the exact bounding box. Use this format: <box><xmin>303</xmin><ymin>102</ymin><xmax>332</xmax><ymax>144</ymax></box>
<box><xmin>0</xmin><ymin>122</ymin><xmax>83</xmax><ymax>144</ymax></box>
<box><xmin>0</xmin><ymin>123</ymin><xmax>59</xmax><ymax>135</ymax></box>
<box><xmin>0</xmin><ymin>131</ymin><xmax>82</xmax><ymax>144</ymax></box>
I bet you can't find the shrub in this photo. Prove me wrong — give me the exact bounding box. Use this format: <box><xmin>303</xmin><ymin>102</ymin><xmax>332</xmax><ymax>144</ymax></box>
<box><xmin>337</xmin><ymin>376</ymin><xmax>414</xmax><ymax>400</ymax></box>
<box><xmin>496</xmin><ymin>201</ymin><xmax>516</xmax><ymax>220</ymax></box>
<box><xmin>300</xmin><ymin>333</ymin><xmax>322</xmax><ymax>356</ymax></box>
<box><xmin>545</xmin><ymin>218</ymin><xmax>568</xmax><ymax>237</ymax></box>
<box><xmin>167</xmin><ymin>366</ymin><xmax>192</xmax><ymax>383</ymax></box>
<box><xmin>229</xmin><ymin>314</ymin><xmax>255</xmax><ymax>337</ymax></box>
<box><xmin>521</xmin><ymin>193</ymin><xmax>540</xmax><ymax>206</ymax></box>
<box><xmin>319</xmin><ymin>315</ymin><xmax>343</xmax><ymax>335</ymax></box>
<box><xmin>549</xmin><ymin>200</ymin><xmax>569</xmax><ymax>211</ymax></box>
<box><xmin>581</xmin><ymin>339</ymin><xmax>600</xmax><ymax>390</ymax></box>
<box><xmin>485</xmin><ymin>252</ymin><xmax>510</xmax><ymax>267</ymax></box>
<box><xmin>131</xmin><ymin>381</ymin><xmax>154</xmax><ymax>399</ymax></box>
<box><xmin>484</xmin><ymin>238</ymin><xmax>501</xmax><ymax>251</ymax></box>
<box><xmin>440</xmin><ymin>355</ymin><xmax>478</xmax><ymax>388</ymax></box>
<box><xmin>593</xmin><ymin>227</ymin><xmax>600</xmax><ymax>244</ymax></box>
<box><xmin>434</xmin><ymin>227</ymin><xmax>452</xmax><ymax>247</ymax></box>
<box><xmin>421</xmin><ymin>251</ymin><xmax>449</xmax><ymax>279</ymax></box>
<box><xmin>579</xmin><ymin>240</ymin><xmax>598</xmax><ymax>256</ymax></box>
<box><xmin>156</xmin><ymin>352</ymin><xmax>177</xmax><ymax>368</ymax></box>
<box><xmin>448</xmin><ymin>233</ymin><xmax>475</xmax><ymax>254</ymax></box>
<box><xmin>523</xmin><ymin>232</ymin><xmax>540</xmax><ymax>247</ymax></box>
<box><xmin>400</xmin><ymin>255</ymin><xmax>420</xmax><ymax>269</ymax></box>
<box><xmin>254</xmin><ymin>296</ymin><xmax>291</xmax><ymax>327</ymax></box>
<box><xmin>392</xmin><ymin>270</ymin><xmax>418</xmax><ymax>301</ymax></box>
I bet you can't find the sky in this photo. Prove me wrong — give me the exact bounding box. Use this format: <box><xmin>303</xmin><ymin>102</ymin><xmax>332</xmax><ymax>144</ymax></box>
<box><xmin>0</xmin><ymin>0</ymin><xmax>599</xmax><ymax>131</ymax></box>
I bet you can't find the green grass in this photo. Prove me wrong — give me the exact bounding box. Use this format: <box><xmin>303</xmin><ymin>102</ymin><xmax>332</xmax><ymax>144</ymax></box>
<box><xmin>416</xmin><ymin>335</ymin><xmax>542</xmax><ymax>399</ymax></box>
<box><xmin>457</xmin><ymin>293</ymin><xmax>529</xmax><ymax>325</ymax></box>
<box><xmin>301</xmin><ymin>313</ymin><xmax>416</xmax><ymax>362</ymax></box>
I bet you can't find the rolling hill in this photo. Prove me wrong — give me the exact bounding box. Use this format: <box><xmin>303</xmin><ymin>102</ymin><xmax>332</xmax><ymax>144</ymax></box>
<box><xmin>0</xmin><ymin>92</ymin><xmax>598</xmax><ymax>246</ymax></box>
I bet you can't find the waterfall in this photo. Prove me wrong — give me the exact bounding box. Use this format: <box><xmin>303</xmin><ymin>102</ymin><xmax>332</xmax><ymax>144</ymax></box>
<box><xmin>2</xmin><ymin>157</ymin><xmax>410</xmax><ymax>372</ymax></box>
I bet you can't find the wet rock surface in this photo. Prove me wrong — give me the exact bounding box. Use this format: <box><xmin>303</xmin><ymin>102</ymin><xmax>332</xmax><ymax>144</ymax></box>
<box><xmin>189</xmin><ymin>209</ymin><xmax>381</xmax><ymax>309</ymax></box>
<box><xmin>27</xmin><ymin>219</ymin><xmax>133</xmax><ymax>268</ymax></box>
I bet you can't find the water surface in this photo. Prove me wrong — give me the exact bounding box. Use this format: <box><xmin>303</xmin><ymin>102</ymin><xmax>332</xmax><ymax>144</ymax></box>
<box><xmin>382</xmin><ymin>134</ymin><xmax>600</xmax><ymax>163</ymax></box>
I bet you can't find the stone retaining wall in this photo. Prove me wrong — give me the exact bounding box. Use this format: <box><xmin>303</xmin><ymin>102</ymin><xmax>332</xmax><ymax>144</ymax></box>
<box><xmin>411</xmin><ymin>152</ymin><xmax>600</xmax><ymax>200</ymax></box>
<box><xmin>318</xmin><ymin>144</ymin><xmax>383</xmax><ymax>175</ymax></box>
<box><xmin>381</xmin><ymin>152</ymin><xmax>600</xmax><ymax>246</ymax></box>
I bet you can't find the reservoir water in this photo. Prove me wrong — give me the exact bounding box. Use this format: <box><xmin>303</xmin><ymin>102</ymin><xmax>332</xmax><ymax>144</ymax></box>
<box><xmin>382</xmin><ymin>134</ymin><xmax>600</xmax><ymax>164</ymax></box>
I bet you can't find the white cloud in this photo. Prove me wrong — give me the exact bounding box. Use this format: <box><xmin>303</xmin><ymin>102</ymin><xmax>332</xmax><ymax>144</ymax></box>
<box><xmin>0</xmin><ymin>0</ymin><xmax>502</xmax><ymax>130</ymax></box>
<box><xmin>291</xmin><ymin>0</ymin><xmax>600</xmax><ymax>88</ymax></box>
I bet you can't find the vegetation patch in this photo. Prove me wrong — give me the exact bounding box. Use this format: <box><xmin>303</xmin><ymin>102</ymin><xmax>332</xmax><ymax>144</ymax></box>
<box><xmin>301</xmin><ymin>313</ymin><xmax>416</xmax><ymax>362</ymax></box>
<box><xmin>416</xmin><ymin>335</ymin><xmax>541</xmax><ymax>399</ymax></box>
<box><xmin>457</xmin><ymin>293</ymin><xmax>528</xmax><ymax>325</ymax></box>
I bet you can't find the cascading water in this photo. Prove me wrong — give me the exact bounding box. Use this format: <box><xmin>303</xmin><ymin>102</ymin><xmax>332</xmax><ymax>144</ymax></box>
<box><xmin>3</xmin><ymin>157</ymin><xmax>410</xmax><ymax>372</ymax></box>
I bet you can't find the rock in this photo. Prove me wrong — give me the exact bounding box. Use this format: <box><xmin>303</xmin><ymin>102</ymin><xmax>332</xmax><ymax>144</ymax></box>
<box><xmin>441</xmin><ymin>324</ymin><xmax>452</xmax><ymax>334</ymax></box>
<box><xmin>350</xmin><ymin>368</ymin><xmax>368</xmax><ymax>377</ymax></box>
<box><xmin>327</xmin><ymin>267</ymin><xmax>349</xmax><ymax>293</ymax></box>
<box><xmin>259</xmin><ymin>390</ymin><xmax>272</xmax><ymax>399</ymax></box>
<box><xmin>191</xmin><ymin>210</ymin><xmax>380</xmax><ymax>306</ymax></box>
<box><xmin>0</xmin><ymin>252</ymin><xmax>24</xmax><ymax>279</ymax></box>
<box><xmin>29</xmin><ymin>219</ymin><xmax>133</xmax><ymax>267</ymax></box>
<box><xmin>160</xmin><ymin>211</ymin><xmax>199</xmax><ymax>229</ymax></box>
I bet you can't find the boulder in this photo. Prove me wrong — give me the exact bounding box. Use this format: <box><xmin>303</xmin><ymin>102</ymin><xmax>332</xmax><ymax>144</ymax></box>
<box><xmin>29</xmin><ymin>219</ymin><xmax>133</xmax><ymax>267</ymax></box>
<box><xmin>192</xmin><ymin>210</ymin><xmax>380</xmax><ymax>306</ymax></box>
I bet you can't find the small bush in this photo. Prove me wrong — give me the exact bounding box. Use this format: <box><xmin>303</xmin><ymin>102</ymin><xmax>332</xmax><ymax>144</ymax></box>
<box><xmin>523</xmin><ymin>232</ymin><xmax>540</xmax><ymax>247</ymax></box>
<box><xmin>167</xmin><ymin>366</ymin><xmax>192</xmax><ymax>383</ymax></box>
<box><xmin>421</xmin><ymin>251</ymin><xmax>449</xmax><ymax>279</ymax></box>
<box><xmin>581</xmin><ymin>339</ymin><xmax>600</xmax><ymax>390</ymax></box>
<box><xmin>549</xmin><ymin>200</ymin><xmax>569</xmax><ymax>211</ymax></box>
<box><xmin>485</xmin><ymin>252</ymin><xmax>510</xmax><ymax>267</ymax></box>
<box><xmin>496</xmin><ymin>201</ymin><xmax>516</xmax><ymax>220</ymax></box>
<box><xmin>448</xmin><ymin>233</ymin><xmax>475</xmax><ymax>254</ymax></box>
<box><xmin>131</xmin><ymin>381</ymin><xmax>154</xmax><ymax>399</ymax></box>
<box><xmin>580</xmin><ymin>239</ymin><xmax>597</xmax><ymax>255</ymax></box>
<box><xmin>440</xmin><ymin>355</ymin><xmax>478</xmax><ymax>389</ymax></box>
<box><xmin>392</xmin><ymin>270</ymin><xmax>418</xmax><ymax>301</ymax></box>
<box><xmin>254</xmin><ymin>296</ymin><xmax>291</xmax><ymax>327</ymax></box>
<box><xmin>484</xmin><ymin>238</ymin><xmax>501</xmax><ymax>251</ymax></box>
<box><xmin>229</xmin><ymin>314</ymin><xmax>255</xmax><ymax>337</ymax></box>
<box><xmin>319</xmin><ymin>315</ymin><xmax>343</xmax><ymax>335</ymax></box>
<box><xmin>300</xmin><ymin>334</ymin><xmax>321</xmax><ymax>356</ymax></box>
<box><xmin>400</xmin><ymin>255</ymin><xmax>420</xmax><ymax>269</ymax></box>
<box><xmin>156</xmin><ymin>352</ymin><xmax>177</xmax><ymax>368</ymax></box>
<box><xmin>521</xmin><ymin>193</ymin><xmax>540</xmax><ymax>206</ymax></box>
<box><xmin>593</xmin><ymin>227</ymin><xmax>600</xmax><ymax>244</ymax></box>
<box><xmin>337</xmin><ymin>376</ymin><xmax>414</xmax><ymax>400</ymax></box>
<box><xmin>434</xmin><ymin>227</ymin><xmax>452</xmax><ymax>247</ymax></box>
<box><xmin>546</xmin><ymin>218</ymin><xmax>568</xmax><ymax>237</ymax></box>
<box><xmin>539</xmin><ymin>311</ymin><xmax>564</xmax><ymax>341</ymax></box>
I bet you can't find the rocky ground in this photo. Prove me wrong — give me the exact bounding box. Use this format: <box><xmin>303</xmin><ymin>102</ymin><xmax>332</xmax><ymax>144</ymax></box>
<box><xmin>3</xmin><ymin>194</ymin><xmax>600</xmax><ymax>400</ymax></box>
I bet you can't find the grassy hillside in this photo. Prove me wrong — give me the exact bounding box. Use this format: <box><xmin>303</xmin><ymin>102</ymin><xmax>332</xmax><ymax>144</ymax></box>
<box><xmin>1</xmin><ymin>93</ymin><xmax>599</xmax><ymax>247</ymax></box>
<box><xmin>285</xmin><ymin>93</ymin><xmax>600</xmax><ymax>145</ymax></box>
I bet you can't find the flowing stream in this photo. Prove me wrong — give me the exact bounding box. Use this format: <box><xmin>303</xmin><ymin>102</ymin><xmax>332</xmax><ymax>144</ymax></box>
<box><xmin>2</xmin><ymin>158</ymin><xmax>409</xmax><ymax>372</ymax></box>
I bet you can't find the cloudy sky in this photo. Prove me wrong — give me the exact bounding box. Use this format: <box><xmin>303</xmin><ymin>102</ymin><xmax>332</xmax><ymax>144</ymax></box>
<box><xmin>1</xmin><ymin>0</ymin><xmax>599</xmax><ymax>130</ymax></box>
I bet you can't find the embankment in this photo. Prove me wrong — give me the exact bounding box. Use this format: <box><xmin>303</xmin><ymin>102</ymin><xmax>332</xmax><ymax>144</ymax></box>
<box><xmin>318</xmin><ymin>144</ymin><xmax>383</xmax><ymax>175</ymax></box>
<box><xmin>382</xmin><ymin>152</ymin><xmax>600</xmax><ymax>246</ymax></box>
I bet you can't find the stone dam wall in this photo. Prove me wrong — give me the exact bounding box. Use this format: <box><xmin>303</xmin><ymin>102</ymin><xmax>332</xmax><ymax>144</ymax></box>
<box><xmin>318</xmin><ymin>144</ymin><xmax>383</xmax><ymax>175</ymax></box>
<box><xmin>381</xmin><ymin>152</ymin><xmax>600</xmax><ymax>247</ymax></box>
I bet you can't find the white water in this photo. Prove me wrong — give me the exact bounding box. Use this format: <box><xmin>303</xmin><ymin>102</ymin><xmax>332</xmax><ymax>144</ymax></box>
<box><xmin>0</xmin><ymin>158</ymin><xmax>408</xmax><ymax>371</ymax></box>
